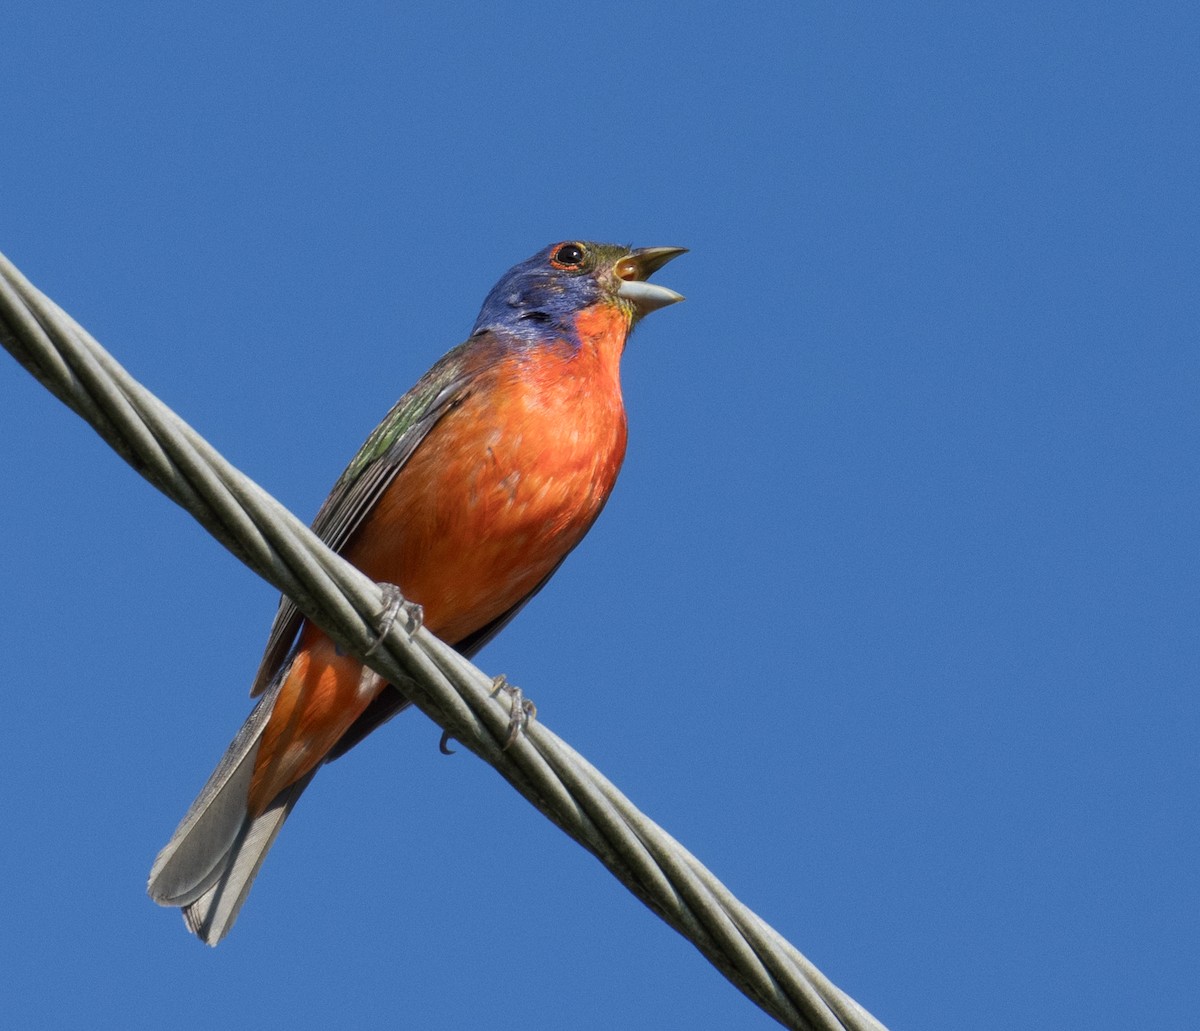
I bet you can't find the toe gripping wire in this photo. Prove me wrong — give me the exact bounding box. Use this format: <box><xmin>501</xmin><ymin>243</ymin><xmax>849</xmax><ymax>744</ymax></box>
<box><xmin>0</xmin><ymin>251</ymin><xmax>888</xmax><ymax>1031</ymax></box>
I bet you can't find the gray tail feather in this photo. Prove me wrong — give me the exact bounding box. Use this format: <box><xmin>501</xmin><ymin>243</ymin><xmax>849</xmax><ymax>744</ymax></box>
<box><xmin>179</xmin><ymin>772</ymin><xmax>314</xmax><ymax>944</ymax></box>
<box><xmin>147</xmin><ymin>678</ymin><xmax>312</xmax><ymax>945</ymax></box>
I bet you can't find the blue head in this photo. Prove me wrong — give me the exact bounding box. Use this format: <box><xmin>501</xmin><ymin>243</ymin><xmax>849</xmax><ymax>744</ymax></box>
<box><xmin>471</xmin><ymin>241</ymin><xmax>686</xmax><ymax>343</ymax></box>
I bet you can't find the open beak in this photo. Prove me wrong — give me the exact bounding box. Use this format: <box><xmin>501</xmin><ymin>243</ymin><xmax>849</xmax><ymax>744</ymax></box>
<box><xmin>616</xmin><ymin>246</ymin><xmax>687</xmax><ymax>317</ymax></box>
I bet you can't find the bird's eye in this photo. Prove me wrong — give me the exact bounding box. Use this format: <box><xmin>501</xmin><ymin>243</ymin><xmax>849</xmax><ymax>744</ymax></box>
<box><xmin>551</xmin><ymin>243</ymin><xmax>585</xmax><ymax>269</ymax></box>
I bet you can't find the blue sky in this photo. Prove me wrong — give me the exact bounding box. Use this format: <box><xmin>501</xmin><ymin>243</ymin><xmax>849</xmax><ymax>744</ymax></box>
<box><xmin>2</xmin><ymin>4</ymin><xmax>1196</xmax><ymax>1029</ymax></box>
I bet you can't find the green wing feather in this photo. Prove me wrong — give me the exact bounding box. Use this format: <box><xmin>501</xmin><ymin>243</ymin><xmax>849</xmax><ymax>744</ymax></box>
<box><xmin>248</xmin><ymin>340</ymin><xmax>480</xmax><ymax>697</ymax></box>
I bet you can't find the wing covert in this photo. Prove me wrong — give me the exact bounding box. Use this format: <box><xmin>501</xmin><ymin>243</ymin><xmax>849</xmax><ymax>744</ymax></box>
<box><xmin>248</xmin><ymin>341</ymin><xmax>484</xmax><ymax>696</ymax></box>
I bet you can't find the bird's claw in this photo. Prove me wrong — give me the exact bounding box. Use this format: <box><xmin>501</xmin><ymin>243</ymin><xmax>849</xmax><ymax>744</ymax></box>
<box><xmin>491</xmin><ymin>674</ymin><xmax>536</xmax><ymax>749</ymax></box>
<box><xmin>438</xmin><ymin>675</ymin><xmax>535</xmax><ymax>754</ymax></box>
<box><xmin>364</xmin><ymin>583</ymin><xmax>423</xmax><ymax>657</ymax></box>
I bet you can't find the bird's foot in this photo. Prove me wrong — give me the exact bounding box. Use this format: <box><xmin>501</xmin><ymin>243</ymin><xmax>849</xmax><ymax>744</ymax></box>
<box><xmin>491</xmin><ymin>674</ymin><xmax>537</xmax><ymax>749</ymax></box>
<box><xmin>364</xmin><ymin>583</ymin><xmax>423</xmax><ymax>657</ymax></box>
<box><xmin>437</xmin><ymin>675</ymin><xmax>536</xmax><ymax>754</ymax></box>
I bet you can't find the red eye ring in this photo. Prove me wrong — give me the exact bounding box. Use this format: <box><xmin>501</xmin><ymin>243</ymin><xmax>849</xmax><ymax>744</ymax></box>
<box><xmin>550</xmin><ymin>242</ymin><xmax>585</xmax><ymax>270</ymax></box>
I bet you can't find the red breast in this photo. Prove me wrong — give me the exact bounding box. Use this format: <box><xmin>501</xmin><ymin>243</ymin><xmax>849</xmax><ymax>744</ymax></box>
<box><xmin>248</xmin><ymin>302</ymin><xmax>631</xmax><ymax>813</ymax></box>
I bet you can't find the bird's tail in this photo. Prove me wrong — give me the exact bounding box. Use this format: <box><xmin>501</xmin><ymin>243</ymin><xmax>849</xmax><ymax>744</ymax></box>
<box><xmin>147</xmin><ymin>679</ymin><xmax>312</xmax><ymax>945</ymax></box>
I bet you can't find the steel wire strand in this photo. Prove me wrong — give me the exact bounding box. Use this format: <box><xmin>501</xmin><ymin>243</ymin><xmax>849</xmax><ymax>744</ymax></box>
<box><xmin>0</xmin><ymin>249</ymin><xmax>889</xmax><ymax>1031</ymax></box>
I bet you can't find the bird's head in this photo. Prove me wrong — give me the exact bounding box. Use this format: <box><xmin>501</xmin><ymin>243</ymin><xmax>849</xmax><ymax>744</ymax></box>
<box><xmin>472</xmin><ymin>240</ymin><xmax>685</xmax><ymax>343</ymax></box>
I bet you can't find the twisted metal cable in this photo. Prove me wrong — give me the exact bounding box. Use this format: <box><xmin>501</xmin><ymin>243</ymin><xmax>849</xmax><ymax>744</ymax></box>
<box><xmin>0</xmin><ymin>249</ymin><xmax>888</xmax><ymax>1031</ymax></box>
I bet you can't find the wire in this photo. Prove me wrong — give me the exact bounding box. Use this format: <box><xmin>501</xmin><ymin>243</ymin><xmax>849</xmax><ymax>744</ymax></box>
<box><xmin>0</xmin><ymin>250</ymin><xmax>889</xmax><ymax>1031</ymax></box>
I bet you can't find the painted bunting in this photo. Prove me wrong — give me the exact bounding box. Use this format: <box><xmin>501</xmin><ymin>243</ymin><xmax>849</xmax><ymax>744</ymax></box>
<box><xmin>147</xmin><ymin>240</ymin><xmax>685</xmax><ymax>944</ymax></box>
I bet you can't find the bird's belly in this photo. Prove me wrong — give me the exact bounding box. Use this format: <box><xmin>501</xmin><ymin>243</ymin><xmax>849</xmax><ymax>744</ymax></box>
<box><xmin>342</xmin><ymin>384</ymin><xmax>626</xmax><ymax>646</ymax></box>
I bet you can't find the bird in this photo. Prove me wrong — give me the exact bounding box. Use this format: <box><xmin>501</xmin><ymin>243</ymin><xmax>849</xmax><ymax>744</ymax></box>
<box><xmin>147</xmin><ymin>240</ymin><xmax>685</xmax><ymax>944</ymax></box>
